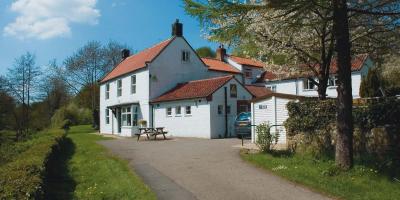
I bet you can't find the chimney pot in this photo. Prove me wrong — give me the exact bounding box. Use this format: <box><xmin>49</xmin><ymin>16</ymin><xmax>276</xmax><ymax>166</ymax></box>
<box><xmin>121</xmin><ymin>49</ymin><xmax>130</xmax><ymax>60</ymax></box>
<box><xmin>172</xmin><ymin>19</ymin><xmax>183</xmax><ymax>37</ymax></box>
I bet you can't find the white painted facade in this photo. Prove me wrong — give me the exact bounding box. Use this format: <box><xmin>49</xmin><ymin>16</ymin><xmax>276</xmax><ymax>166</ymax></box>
<box><xmin>153</xmin><ymin>78</ymin><xmax>253</xmax><ymax>139</ymax></box>
<box><xmin>226</xmin><ymin>57</ymin><xmax>264</xmax><ymax>85</ymax></box>
<box><xmin>251</xmin><ymin>95</ymin><xmax>299</xmax><ymax>144</ymax></box>
<box><xmin>99</xmin><ymin>37</ymin><xmax>244</xmax><ymax>137</ymax></box>
<box><xmin>264</xmin><ymin>58</ymin><xmax>373</xmax><ymax>98</ymax></box>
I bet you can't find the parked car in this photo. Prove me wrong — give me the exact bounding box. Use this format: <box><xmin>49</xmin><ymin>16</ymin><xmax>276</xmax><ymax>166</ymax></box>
<box><xmin>235</xmin><ymin>112</ymin><xmax>251</xmax><ymax>138</ymax></box>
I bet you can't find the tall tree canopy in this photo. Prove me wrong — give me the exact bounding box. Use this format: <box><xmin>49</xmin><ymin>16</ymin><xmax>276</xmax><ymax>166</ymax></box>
<box><xmin>196</xmin><ymin>46</ymin><xmax>216</xmax><ymax>58</ymax></box>
<box><xmin>184</xmin><ymin>0</ymin><xmax>400</xmax><ymax>169</ymax></box>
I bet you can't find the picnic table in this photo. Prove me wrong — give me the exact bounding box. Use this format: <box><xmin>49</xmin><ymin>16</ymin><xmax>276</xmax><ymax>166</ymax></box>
<box><xmin>136</xmin><ymin>127</ymin><xmax>168</xmax><ymax>141</ymax></box>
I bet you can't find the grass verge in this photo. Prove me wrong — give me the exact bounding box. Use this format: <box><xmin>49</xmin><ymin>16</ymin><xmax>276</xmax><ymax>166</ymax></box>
<box><xmin>44</xmin><ymin>125</ymin><xmax>156</xmax><ymax>200</ymax></box>
<box><xmin>241</xmin><ymin>151</ymin><xmax>400</xmax><ymax>200</ymax></box>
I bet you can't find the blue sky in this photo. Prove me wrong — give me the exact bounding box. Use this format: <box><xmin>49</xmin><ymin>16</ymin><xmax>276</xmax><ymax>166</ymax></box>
<box><xmin>0</xmin><ymin>0</ymin><xmax>218</xmax><ymax>75</ymax></box>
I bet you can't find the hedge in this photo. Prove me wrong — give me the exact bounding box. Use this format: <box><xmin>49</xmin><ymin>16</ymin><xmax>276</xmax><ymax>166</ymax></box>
<box><xmin>0</xmin><ymin>129</ymin><xmax>65</xmax><ymax>200</ymax></box>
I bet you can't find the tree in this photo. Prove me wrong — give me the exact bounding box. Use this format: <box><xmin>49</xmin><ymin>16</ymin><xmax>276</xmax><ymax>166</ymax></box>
<box><xmin>360</xmin><ymin>68</ymin><xmax>382</xmax><ymax>97</ymax></box>
<box><xmin>196</xmin><ymin>46</ymin><xmax>216</xmax><ymax>58</ymax></box>
<box><xmin>62</xmin><ymin>41</ymin><xmax>128</xmax><ymax>129</ymax></box>
<box><xmin>184</xmin><ymin>0</ymin><xmax>400</xmax><ymax>169</ymax></box>
<box><xmin>184</xmin><ymin>0</ymin><xmax>336</xmax><ymax>99</ymax></box>
<box><xmin>5</xmin><ymin>52</ymin><xmax>41</xmax><ymax>139</ymax></box>
<box><xmin>381</xmin><ymin>55</ymin><xmax>400</xmax><ymax>96</ymax></box>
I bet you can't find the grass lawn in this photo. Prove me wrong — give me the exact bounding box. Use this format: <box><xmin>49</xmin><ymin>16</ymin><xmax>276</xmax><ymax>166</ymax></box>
<box><xmin>44</xmin><ymin>125</ymin><xmax>156</xmax><ymax>200</ymax></box>
<box><xmin>241</xmin><ymin>151</ymin><xmax>400</xmax><ymax>200</ymax></box>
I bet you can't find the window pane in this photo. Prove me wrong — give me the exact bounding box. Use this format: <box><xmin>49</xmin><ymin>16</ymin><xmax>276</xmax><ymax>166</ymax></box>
<box><xmin>127</xmin><ymin>114</ymin><xmax>131</xmax><ymax>126</ymax></box>
<box><xmin>176</xmin><ymin>106</ymin><xmax>181</xmax><ymax>115</ymax></box>
<box><xmin>186</xmin><ymin>106</ymin><xmax>191</xmax><ymax>115</ymax></box>
<box><xmin>230</xmin><ymin>84</ymin><xmax>237</xmax><ymax>98</ymax></box>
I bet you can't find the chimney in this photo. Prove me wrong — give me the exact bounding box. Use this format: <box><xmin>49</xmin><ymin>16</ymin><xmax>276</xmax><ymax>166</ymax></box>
<box><xmin>216</xmin><ymin>44</ymin><xmax>226</xmax><ymax>61</ymax></box>
<box><xmin>172</xmin><ymin>19</ymin><xmax>183</xmax><ymax>37</ymax></box>
<box><xmin>121</xmin><ymin>49</ymin><xmax>130</xmax><ymax>60</ymax></box>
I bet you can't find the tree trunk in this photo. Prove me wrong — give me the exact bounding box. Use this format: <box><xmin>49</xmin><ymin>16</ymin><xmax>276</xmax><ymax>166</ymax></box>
<box><xmin>333</xmin><ymin>0</ymin><xmax>353</xmax><ymax>170</ymax></box>
<box><xmin>318</xmin><ymin>77</ymin><xmax>328</xmax><ymax>100</ymax></box>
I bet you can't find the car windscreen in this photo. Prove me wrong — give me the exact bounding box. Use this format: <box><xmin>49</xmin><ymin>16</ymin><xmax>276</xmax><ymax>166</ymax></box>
<box><xmin>237</xmin><ymin>113</ymin><xmax>251</xmax><ymax>121</ymax></box>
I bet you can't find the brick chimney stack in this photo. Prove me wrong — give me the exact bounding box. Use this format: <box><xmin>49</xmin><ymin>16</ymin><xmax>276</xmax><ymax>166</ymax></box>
<box><xmin>216</xmin><ymin>44</ymin><xmax>226</xmax><ymax>61</ymax></box>
<box><xmin>121</xmin><ymin>49</ymin><xmax>130</xmax><ymax>60</ymax></box>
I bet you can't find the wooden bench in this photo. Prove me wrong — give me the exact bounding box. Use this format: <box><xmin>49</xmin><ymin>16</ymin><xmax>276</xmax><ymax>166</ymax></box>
<box><xmin>136</xmin><ymin>127</ymin><xmax>168</xmax><ymax>141</ymax></box>
<box><xmin>150</xmin><ymin>127</ymin><xmax>168</xmax><ymax>140</ymax></box>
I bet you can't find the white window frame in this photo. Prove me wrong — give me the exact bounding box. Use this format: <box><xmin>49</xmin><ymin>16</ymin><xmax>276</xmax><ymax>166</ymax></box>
<box><xmin>328</xmin><ymin>76</ymin><xmax>338</xmax><ymax>88</ymax></box>
<box><xmin>105</xmin><ymin>84</ymin><xmax>110</xmax><ymax>99</ymax></box>
<box><xmin>185</xmin><ymin>106</ymin><xmax>192</xmax><ymax>116</ymax></box>
<box><xmin>117</xmin><ymin>79</ymin><xmax>122</xmax><ymax>97</ymax></box>
<box><xmin>121</xmin><ymin>106</ymin><xmax>132</xmax><ymax>127</ymax></box>
<box><xmin>175</xmin><ymin>106</ymin><xmax>182</xmax><ymax>116</ymax></box>
<box><xmin>266</xmin><ymin>85</ymin><xmax>276</xmax><ymax>92</ymax></box>
<box><xmin>182</xmin><ymin>50</ymin><xmax>190</xmax><ymax>62</ymax></box>
<box><xmin>303</xmin><ymin>78</ymin><xmax>317</xmax><ymax>90</ymax></box>
<box><xmin>166</xmin><ymin>107</ymin><xmax>172</xmax><ymax>117</ymax></box>
<box><xmin>230</xmin><ymin>84</ymin><xmax>237</xmax><ymax>98</ymax></box>
<box><xmin>132</xmin><ymin>106</ymin><xmax>138</xmax><ymax>126</ymax></box>
<box><xmin>105</xmin><ymin>109</ymin><xmax>110</xmax><ymax>124</ymax></box>
<box><xmin>131</xmin><ymin>75</ymin><xmax>136</xmax><ymax>94</ymax></box>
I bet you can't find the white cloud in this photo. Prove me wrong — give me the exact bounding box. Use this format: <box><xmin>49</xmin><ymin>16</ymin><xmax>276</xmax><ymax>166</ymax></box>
<box><xmin>3</xmin><ymin>0</ymin><xmax>100</xmax><ymax>40</ymax></box>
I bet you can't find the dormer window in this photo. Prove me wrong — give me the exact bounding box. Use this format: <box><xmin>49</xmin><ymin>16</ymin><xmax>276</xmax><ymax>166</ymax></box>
<box><xmin>182</xmin><ymin>50</ymin><xmax>190</xmax><ymax>62</ymax></box>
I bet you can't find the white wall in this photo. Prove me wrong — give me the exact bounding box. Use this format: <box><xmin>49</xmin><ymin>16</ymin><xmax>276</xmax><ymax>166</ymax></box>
<box><xmin>153</xmin><ymin>99</ymin><xmax>212</xmax><ymax>138</ymax></box>
<box><xmin>99</xmin><ymin>69</ymin><xmax>150</xmax><ymax>135</ymax></box>
<box><xmin>251</xmin><ymin>96</ymin><xmax>293</xmax><ymax>144</ymax></box>
<box><xmin>209</xmin><ymin>79</ymin><xmax>253</xmax><ymax>138</ymax></box>
<box><xmin>266</xmin><ymin>72</ymin><xmax>365</xmax><ymax>98</ymax></box>
<box><xmin>149</xmin><ymin>37</ymin><xmax>210</xmax><ymax>99</ymax></box>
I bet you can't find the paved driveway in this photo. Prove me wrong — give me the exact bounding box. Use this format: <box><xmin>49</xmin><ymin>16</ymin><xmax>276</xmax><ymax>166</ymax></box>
<box><xmin>99</xmin><ymin>137</ymin><xmax>330</xmax><ymax>200</ymax></box>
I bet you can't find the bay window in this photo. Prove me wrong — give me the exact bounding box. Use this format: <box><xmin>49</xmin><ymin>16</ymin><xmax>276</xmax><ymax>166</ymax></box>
<box><xmin>121</xmin><ymin>107</ymin><xmax>131</xmax><ymax>126</ymax></box>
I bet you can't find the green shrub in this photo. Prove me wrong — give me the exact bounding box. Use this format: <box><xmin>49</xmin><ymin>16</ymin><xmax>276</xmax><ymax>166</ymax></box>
<box><xmin>256</xmin><ymin>123</ymin><xmax>278</xmax><ymax>152</ymax></box>
<box><xmin>0</xmin><ymin>129</ymin><xmax>65</xmax><ymax>200</ymax></box>
<box><xmin>51</xmin><ymin>102</ymin><xmax>92</xmax><ymax>128</ymax></box>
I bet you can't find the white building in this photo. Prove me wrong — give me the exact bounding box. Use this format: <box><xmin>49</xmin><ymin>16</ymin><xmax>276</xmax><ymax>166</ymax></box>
<box><xmin>99</xmin><ymin>20</ymin><xmax>262</xmax><ymax>137</ymax></box>
<box><xmin>152</xmin><ymin>76</ymin><xmax>253</xmax><ymax>138</ymax></box>
<box><xmin>257</xmin><ymin>54</ymin><xmax>373</xmax><ymax>98</ymax></box>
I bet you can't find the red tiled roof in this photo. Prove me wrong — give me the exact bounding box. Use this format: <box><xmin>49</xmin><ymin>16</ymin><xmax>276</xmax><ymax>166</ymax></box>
<box><xmin>245</xmin><ymin>85</ymin><xmax>272</xmax><ymax>98</ymax></box>
<box><xmin>202</xmin><ymin>58</ymin><xmax>241</xmax><ymax>74</ymax></box>
<box><xmin>151</xmin><ymin>76</ymin><xmax>234</xmax><ymax>103</ymax></box>
<box><xmin>257</xmin><ymin>71</ymin><xmax>278</xmax><ymax>82</ymax></box>
<box><xmin>229</xmin><ymin>55</ymin><xmax>265</xmax><ymax>68</ymax></box>
<box><xmin>329</xmin><ymin>54</ymin><xmax>369</xmax><ymax>74</ymax></box>
<box><xmin>101</xmin><ymin>38</ymin><xmax>174</xmax><ymax>82</ymax></box>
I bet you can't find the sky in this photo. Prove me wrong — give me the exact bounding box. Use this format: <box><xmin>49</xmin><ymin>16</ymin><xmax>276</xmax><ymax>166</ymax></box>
<box><xmin>0</xmin><ymin>0</ymin><xmax>218</xmax><ymax>75</ymax></box>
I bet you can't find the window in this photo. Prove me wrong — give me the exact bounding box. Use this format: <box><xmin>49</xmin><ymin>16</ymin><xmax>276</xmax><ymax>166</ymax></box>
<box><xmin>226</xmin><ymin>106</ymin><xmax>231</xmax><ymax>114</ymax></box>
<box><xmin>328</xmin><ymin>76</ymin><xmax>338</xmax><ymax>87</ymax></box>
<box><xmin>175</xmin><ymin>106</ymin><xmax>181</xmax><ymax>116</ymax></box>
<box><xmin>132</xmin><ymin>107</ymin><xmax>138</xmax><ymax>126</ymax></box>
<box><xmin>105</xmin><ymin>109</ymin><xmax>110</xmax><ymax>124</ymax></box>
<box><xmin>303</xmin><ymin>78</ymin><xmax>316</xmax><ymax>90</ymax></box>
<box><xmin>182</xmin><ymin>50</ymin><xmax>190</xmax><ymax>62</ymax></box>
<box><xmin>105</xmin><ymin>84</ymin><xmax>110</xmax><ymax>99</ymax></box>
<box><xmin>131</xmin><ymin>75</ymin><xmax>136</xmax><ymax>94</ymax></box>
<box><xmin>121</xmin><ymin>107</ymin><xmax>132</xmax><ymax>126</ymax></box>
<box><xmin>245</xmin><ymin>69</ymin><xmax>252</xmax><ymax>78</ymax></box>
<box><xmin>230</xmin><ymin>84</ymin><xmax>237</xmax><ymax>98</ymax></box>
<box><xmin>217</xmin><ymin>105</ymin><xmax>223</xmax><ymax>115</ymax></box>
<box><xmin>166</xmin><ymin>107</ymin><xmax>172</xmax><ymax>117</ymax></box>
<box><xmin>185</xmin><ymin>106</ymin><xmax>191</xmax><ymax>115</ymax></box>
<box><xmin>117</xmin><ymin>79</ymin><xmax>122</xmax><ymax>97</ymax></box>
<box><xmin>266</xmin><ymin>85</ymin><xmax>276</xmax><ymax>92</ymax></box>
<box><xmin>259</xmin><ymin>105</ymin><xmax>268</xmax><ymax>109</ymax></box>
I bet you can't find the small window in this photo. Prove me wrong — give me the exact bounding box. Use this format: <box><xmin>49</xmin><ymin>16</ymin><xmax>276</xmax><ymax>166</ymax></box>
<box><xmin>185</xmin><ymin>106</ymin><xmax>191</xmax><ymax>115</ymax></box>
<box><xmin>226</xmin><ymin>106</ymin><xmax>231</xmax><ymax>114</ymax></box>
<box><xmin>245</xmin><ymin>69</ymin><xmax>252</xmax><ymax>78</ymax></box>
<box><xmin>230</xmin><ymin>84</ymin><xmax>237</xmax><ymax>98</ymax></box>
<box><xmin>117</xmin><ymin>79</ymin><xmax>122</xmax><ymax>97</ymax></box>
<box><xmin>259</xmin><ymin>105</ymin><xmax>268</xmax><ymax>109</ymax></box>
<box><xmin>266</xmin><ymin>85</ymin><xmax>276</xmax><ymax>92</ymax></box>
<box><xmin>105</xmin><ymin>84</ymin><xmax>110</xmax><ymax>99</ymax></box>
<box><xmin>182</xmin><ymin>50</ymin><xmax>190</xmax><ymax>62</ymax></box>
<box><xmin>303</xmin><ymin>79</ymin><xmax>316</xmax><ymax>90</ymax></box>
<box><xmin>328</xmin><ymin>76</ymin><xmax>338</xmax><ymax>87</ymax></box>
<box><xmin>131</xmin><ymin>75</ymin><xmax>136</xmax><ymax>94</ymax></box>
<box><xmin>105</xmin><ymin>109</ymin><xmax>110</xmax><ymax>124</ymax></box>
<box><xmin>175</xmin><ymin>106</ymin><xmax>181</xmax><ymax>116</ymax></box>
<box><xmin>166</xmin><ymin>107</ymin><xmax>172</xmax><ymax>117</ymax></box>
<box><xmin>217</xmin><ymin>105</ymin><xmax>223</xmax><ymax>115</ymax></box>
